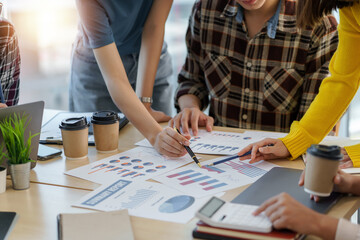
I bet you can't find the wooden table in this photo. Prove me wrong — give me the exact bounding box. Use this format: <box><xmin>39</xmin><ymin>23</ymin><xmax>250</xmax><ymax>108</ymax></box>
<box><xmin>2</xmin><ymin>111</ymin><xmax>360</xmax><ymax>240</ymax></box>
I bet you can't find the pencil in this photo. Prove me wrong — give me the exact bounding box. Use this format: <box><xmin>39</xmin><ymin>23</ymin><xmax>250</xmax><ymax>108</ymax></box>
<box><xmin>208</xmin><ymin>150</ymin><xmax>251</xmax><ymax>166</ymax></box>
<box><xmin>174</xmin><ymin>127</ymin><xmax>202</xmax><ymax>168</ymax></box>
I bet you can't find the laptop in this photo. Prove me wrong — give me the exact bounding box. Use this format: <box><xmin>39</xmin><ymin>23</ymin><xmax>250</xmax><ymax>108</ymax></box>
<box><xmin>0</xmin><ymin>101</ymin><xmax>44</xmax><ymax>171</ymax></box>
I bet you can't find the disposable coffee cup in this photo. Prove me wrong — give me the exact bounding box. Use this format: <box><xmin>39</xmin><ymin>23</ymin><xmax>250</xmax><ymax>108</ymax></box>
<box><xmin>59</xmin><ymin>117</ymin><xmax>89</xmax><ymax>160</ymax></box>
<box><xmin>304</xmin><ymin>145</ymin><xmax>342</xmax><ymax>197</ymax></box>
<box><xmin>91</xmin><ymin>111</ymin><xmax>120</xmax><ymax>153</ymax></box>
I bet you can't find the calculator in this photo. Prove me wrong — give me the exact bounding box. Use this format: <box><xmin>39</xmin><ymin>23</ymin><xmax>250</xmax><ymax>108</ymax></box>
<box><xmin>195</xmin><ymin>196</ymin><xmax>272</xmax><ymax>233</ymax></box>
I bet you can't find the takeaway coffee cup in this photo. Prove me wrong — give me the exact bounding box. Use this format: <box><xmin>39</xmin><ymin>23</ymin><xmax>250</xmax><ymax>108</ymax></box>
<box><xmin>59</xmin><ymin>117</ymin><xmax>89</xmax><ymax>160</ymax></box>
<box><xmin>304</xmin><ymin>144</ymin><xmax>342</xmax><ymax>197</ymax></box>
<box><xmin>91</xmin><ymin>111</ymin><xmax>120</xmax><ymax>153</ymax></box>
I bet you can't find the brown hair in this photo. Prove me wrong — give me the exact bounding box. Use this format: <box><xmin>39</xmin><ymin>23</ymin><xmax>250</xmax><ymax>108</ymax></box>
<box><xmin>296</xmin><ymin>0</ymin><xmax>358</xmax><ymax>28</ymax></box>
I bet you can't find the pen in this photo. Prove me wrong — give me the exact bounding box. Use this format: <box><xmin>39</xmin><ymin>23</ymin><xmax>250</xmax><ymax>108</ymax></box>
<box><xmin>208</xmin><ymin>143</ymin><xmax>274</xmax><ymax>166</ymax></box>
<box><xmin>174</xmin><ymin>127</ymin><xmax>202</xmax><ymax>168</ymax></box>
<box><xmin>208</xmin><ymin>150</ymin><xmax>251</xmax><ymax>166</ymax></box>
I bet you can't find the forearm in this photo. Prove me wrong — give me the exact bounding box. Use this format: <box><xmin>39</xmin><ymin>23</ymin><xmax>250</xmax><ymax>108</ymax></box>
<box><xmin>135</xmin><ymin>26</ymin><xmax>164</xmax><ymax>100</ymax></box>
<box><xmin>313</xmin><ymin>214</ymin><xmax>338</xmax><ymax>240</ymax></box>
<box><xmin>135</xmin><ymin>0</ymin><xmax>172</xmax><ymax>102</ymax></box>
<box><xmin>94</xmin><ymin>43</ymin><xmax>162</xmax><ymax>144</ymax></box>
<box><xmin>178</xmin><ymin>94</ymin><xmax>201</xmax><ymax>110</ymax></box>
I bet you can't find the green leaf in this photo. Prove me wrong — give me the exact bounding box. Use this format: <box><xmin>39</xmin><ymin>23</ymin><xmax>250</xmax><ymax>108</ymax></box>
<box><xmin>0</xmin><ymin>113</ymin><xmax>39</xmax><ymax>164</ymax></box>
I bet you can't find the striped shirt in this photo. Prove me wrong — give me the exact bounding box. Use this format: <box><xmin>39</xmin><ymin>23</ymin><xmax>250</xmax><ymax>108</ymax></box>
<box><xmin>176</xmin><ymin>0</ymin><xmax>338</xmax><ymax>132</ymax></box>
<box><xmin>0</xmin><ymin>18</ymin><xmax>20</xmax><ymax>106</ymax></box>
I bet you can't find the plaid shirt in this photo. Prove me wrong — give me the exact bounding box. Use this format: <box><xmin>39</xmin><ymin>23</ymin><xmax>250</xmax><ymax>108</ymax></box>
<box><xmin>0</xmin><ymin>18</ymin><xmax>20</xmax><ymax>106</ymax></box>
<box><xmin>176</xmin><ymin>0</ymin><xmax>338</xmax><ymax>132</ymax></box>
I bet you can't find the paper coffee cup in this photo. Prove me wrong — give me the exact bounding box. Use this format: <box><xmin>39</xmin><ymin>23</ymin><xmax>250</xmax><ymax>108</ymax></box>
<box><xmin>91</xmin><ymin>111</ymin><xmax>119</xmax><ymax>153</ymax></box>
<box><xmin>304</xmin><ymin>145</ymin><xmax>342</xmax><ymax>197</ymax></box>
<box><xmin>59</xmin><ymin>117</ymin><xmax>89</xmax><ymax>160</ymax></box>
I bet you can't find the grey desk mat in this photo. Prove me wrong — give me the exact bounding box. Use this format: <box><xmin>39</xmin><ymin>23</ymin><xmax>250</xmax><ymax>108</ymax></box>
<box><xmin>232</xmin><ymin>167</ymin><xmax>343</xmax><ymax>214</ymax></box>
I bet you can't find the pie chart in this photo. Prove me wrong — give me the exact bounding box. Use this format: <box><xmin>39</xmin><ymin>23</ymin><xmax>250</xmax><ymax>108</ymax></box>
<box><xmin>158</xmin><ymin>195</ymin><xmax>195</xmax><ymax>213</ymax></box>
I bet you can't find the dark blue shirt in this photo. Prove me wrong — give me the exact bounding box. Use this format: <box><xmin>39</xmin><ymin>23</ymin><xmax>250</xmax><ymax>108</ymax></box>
<box><xmin>76</xmin><ymin>0</ymin><xmax>153</xmax><ymax>55</ymax></box>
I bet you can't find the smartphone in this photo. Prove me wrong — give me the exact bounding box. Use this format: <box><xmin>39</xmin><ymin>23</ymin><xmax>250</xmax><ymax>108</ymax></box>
<box><xmin>37</xmin><ymin>144</ymin><xmax>62</xmax><ymax>160</ymax></box>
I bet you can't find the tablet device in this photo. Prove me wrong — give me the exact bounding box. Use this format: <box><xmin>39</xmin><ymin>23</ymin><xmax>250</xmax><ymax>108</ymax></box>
<box><xmin>231</xmin><ymin>167</ymin><xmax>343</xmax><ymax>214</ymax></box>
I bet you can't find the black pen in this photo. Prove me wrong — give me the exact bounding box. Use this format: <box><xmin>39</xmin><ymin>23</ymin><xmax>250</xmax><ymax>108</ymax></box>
<box><xmin>174</xmin><ymin>127</ymin><xmax>202</xmax><ymax>168</ymax></box>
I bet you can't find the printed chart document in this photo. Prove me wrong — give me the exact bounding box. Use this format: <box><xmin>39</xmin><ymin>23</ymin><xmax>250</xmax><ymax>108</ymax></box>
<box><xmin>65</xmin><ymin>147</ymin><xmax>193</xmax><ymax>184</ymax></box>
<box><xmin>72</xmin><ymin>180</ymin><xmax>217</xmax><ymax>224</ymax></box>
<box><xmin>136</xmin><ymin>130</ymin><xmax>350</xmax><ymax>156</ymax></box>
<box><xmin>58</xmin><ymin>209</ymin><xmax>134</xmax><ymax>240</ymax></box>
<box><xmin>153</xmin><ymin>157</ymin><xmax>278</xmax><ymax>198</ymax></box>
<box><xmin>136</xmin><ymin>130</ymin><xmax>287</xmax><ymax>155</ymax></box>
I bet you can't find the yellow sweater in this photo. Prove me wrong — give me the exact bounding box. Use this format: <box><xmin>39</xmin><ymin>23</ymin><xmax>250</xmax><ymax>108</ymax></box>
<box><xmin>281</xmin><ymin>3</ymin><xmax>360</xmax><ymax>164</ymax></box>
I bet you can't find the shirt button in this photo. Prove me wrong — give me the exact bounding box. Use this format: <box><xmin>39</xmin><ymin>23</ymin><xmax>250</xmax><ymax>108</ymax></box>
<box><xmin>244</xmin><ymin>88</ymin><xmax>250</xmax><ymax>93</ymax></box>
<box><xmin>246</xmin><ymin>62</ymin><xmax>252</xmax><ymax>68</ymax></box>
<box><xmin>242</xmin><ymin>114</ymin><xmax>248</xmax><ymax>120</ymax></box>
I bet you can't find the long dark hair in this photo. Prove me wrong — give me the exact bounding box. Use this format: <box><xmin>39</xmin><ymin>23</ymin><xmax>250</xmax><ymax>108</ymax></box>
<box><xmin>297</xmin><ymin>0</ymin><xmax>358</xmax><ymax>28</ymax></box>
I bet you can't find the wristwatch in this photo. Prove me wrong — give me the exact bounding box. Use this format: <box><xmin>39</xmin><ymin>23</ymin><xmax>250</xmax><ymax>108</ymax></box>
<box><xmin>139</xmin><ymin>97</ymin><xmax>153</xmax><ymax>104</ymax></box>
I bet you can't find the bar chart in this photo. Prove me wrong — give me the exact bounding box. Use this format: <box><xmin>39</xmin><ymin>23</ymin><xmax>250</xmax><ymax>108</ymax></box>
<box><xmin>165</xmin><ymin>169</ymin><xmax>228</xmax><ymax>195</ymax></box>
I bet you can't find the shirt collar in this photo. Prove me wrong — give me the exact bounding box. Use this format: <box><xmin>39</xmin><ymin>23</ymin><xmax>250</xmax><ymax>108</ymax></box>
<box><xmin>221</xmin><ymin>0</ymin><xmax>298</xmax><ymax>38</ymax></box>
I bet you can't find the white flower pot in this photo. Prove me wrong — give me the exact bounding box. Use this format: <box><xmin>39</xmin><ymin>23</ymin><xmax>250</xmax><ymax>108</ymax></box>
<box><xmin>9</xmin><ymin>162</ymin><xmax>31</xmax><ymax>190</ymax></box>
<box><xmin>0</xmin><ymin>167</ymin><xmax>6</xmax><ymax>193</ymax></box>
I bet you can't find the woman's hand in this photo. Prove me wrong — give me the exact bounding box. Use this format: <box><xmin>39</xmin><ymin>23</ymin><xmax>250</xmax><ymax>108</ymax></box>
<box><xmin>152</xmin><ymin>126</ymin><xmax>190</xmax><ymax>157</ymax></box>
<box><xmin>298</xmin><ymin>169</ymin><xmax>355</xmax><ymax>201</ymax></box>
<box><xmin>253</xmin><ymin>193</ymin><xmax>338</xmax><ymax>239</ymax></box>
<box><xmin>237</xmin><ymin>138</ymin><xmax>290</xmax><ymax>163</ymax></box>
<box><xmin>145</xmin><ymin>105</ymin><xmax>171</xmax><ymax>123</ymax></box>
<box><xmin>339</xmin><ymin>147</ymin><xmax>353</xmax><ymax>169</ymax></box>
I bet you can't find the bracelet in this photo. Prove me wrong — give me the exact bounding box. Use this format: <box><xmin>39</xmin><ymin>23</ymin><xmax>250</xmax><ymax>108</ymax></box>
<box><xmin>139</xmin><ymin>97</ymin><xmax>153</xmax><ymax>104</ymax></box>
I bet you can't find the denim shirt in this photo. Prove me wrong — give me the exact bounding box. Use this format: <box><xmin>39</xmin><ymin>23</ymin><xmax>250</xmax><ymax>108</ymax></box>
<box><xmin>235</xmin><ymin>0</ymin><xmax>282</xmax><ymax>39</ymax></box>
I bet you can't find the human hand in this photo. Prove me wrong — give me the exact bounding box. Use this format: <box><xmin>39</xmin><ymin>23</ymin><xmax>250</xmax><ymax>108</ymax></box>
<box><xmin>253</xmin><ymin>193</ymin><xmax>337</xmax><ymax>238</ymax></box>
<box><xmin>142</xmin><ymin>103</ymin><xmax>171</xmax><ymax>123</ymax></box>
<box><xmin>339</xmin><ymin>147</ymin><xmax>353</xmax><ymax>169</ymax></box>
<box><xmin>298</xmin><ymin>169</ymin><xmax>354</xmax><ymax>201</ymax></box>
<box><xmin>168</xmin><ymin>107</ymin><xmax>213</xmax><ymax>136</ymax></box>
<box><xmin>237</xmin><ymin>138</ymin><xmax>290</xmax><ymax>163</ymax></box>
<box><xmin>153</xmin><ymin>126</ymin><xmax>190</xmax><ymax>157</ymax></box>
<box><xmin>0</xmin><ymin>103</ymin><xmax>7</xmax><ymax>108</ymax></box>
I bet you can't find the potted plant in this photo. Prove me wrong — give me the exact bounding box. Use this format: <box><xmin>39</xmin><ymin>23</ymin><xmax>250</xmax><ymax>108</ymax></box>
<box><xmin>0</xmin><ymin>113</ymin><xmax>38</xmax><ymax>190</ymax></box>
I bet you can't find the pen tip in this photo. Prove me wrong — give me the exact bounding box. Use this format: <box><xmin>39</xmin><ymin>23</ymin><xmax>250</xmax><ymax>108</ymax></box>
<box><xmin>197</xmin><ymin>163</ymin><xmax>202</xmax><ymax>168</ymax></box>
<box><xmin>208</xmin><ymin>163</ymin><xmax>213</xmax><ymax>166</ymax></box>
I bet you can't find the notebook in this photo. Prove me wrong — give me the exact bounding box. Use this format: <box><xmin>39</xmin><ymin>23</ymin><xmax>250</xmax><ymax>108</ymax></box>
<box><xmin>193</xmin><ymin>221</ymin><xmax>300</xmax><ymax>240</ymax></box>
<box><xmin>0</xmin><ymin>101</ymin><xmax>44</xmax><ymax>171</ymax></box>
<box><xmin>40</xmin><ymin>112</ymin><xmax>128</xmax><ymax>145</ymax></box>
<box><xmin>231</xmin><ymin>167</ymin><xmax>343</xmax><ymax>213</ymax></box>
<box><xmin>0</xmin><ymin>212</ymin><xmax>19</xmax><ymax>240</ymax></box>
<box><xmin>57</xmin><ymin>209</ymin><xmax>134</xmax><ymax>240</ymax></box>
